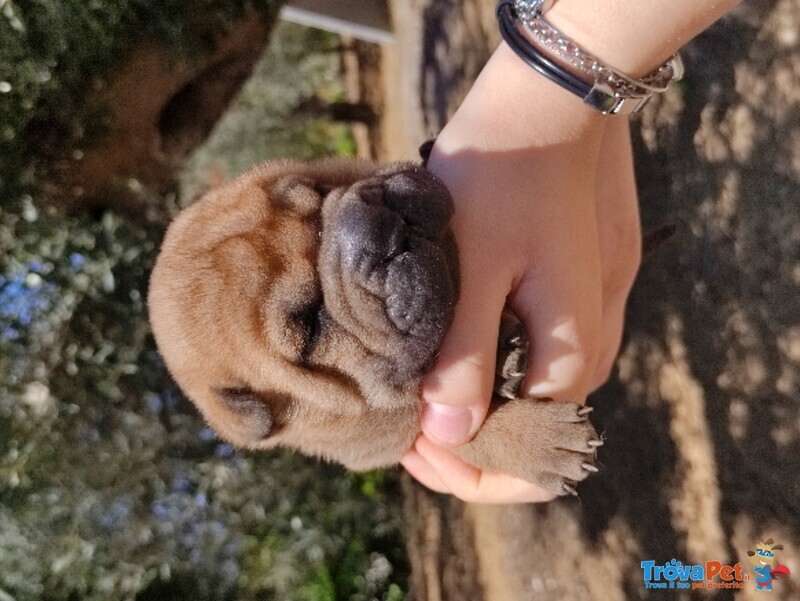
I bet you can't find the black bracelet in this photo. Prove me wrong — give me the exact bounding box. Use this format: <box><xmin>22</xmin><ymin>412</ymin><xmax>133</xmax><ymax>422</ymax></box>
<box><xmin>496</xmin><ymin>0</ymin><xmax>591</xmax><ymax>100</ymax></box>
<box><xmin>496</xmin><ymin>0</ymin><xmax>663</xmax><ymax>115</ymax></box>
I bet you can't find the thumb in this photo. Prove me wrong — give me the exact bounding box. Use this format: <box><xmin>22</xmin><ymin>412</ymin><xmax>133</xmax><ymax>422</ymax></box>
<box><xmin>420</xmin><ymin>275</ymin><xmax>507</xmax><ymax>448</ymax></box>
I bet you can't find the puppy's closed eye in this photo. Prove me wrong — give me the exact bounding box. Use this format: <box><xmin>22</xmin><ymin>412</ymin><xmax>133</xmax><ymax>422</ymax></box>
<box><xmin>214</xmin><ymin>387</ymin><xmax>274</xmax><ymax>440</ymax></box>
<box><xmin>291</xmin><ymin>301</ymin><xmax>329</xmax><ymax>365</ymax></box>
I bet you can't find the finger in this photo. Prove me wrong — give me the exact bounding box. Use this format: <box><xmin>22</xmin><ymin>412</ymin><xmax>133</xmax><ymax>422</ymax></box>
<box><xmin>420</xmin><ymin>258</ymin><xmax>509</xmax><ymax>447</ymax></box>
<box><xmin>595</xmin><ymin>119</ymin><xmax>641</xmax><ymax>288</ymax></box>
<box><xmin>510</xmin><ymin>223</ymin><xmax>604</xmax><ymax>401</ymax></box>
<box><xmin>421</xmin><ymin>146</ymin><xmax>518</xmax><ymax>447</ymax></box>
<box><xmin>414</xmin><ymin>437</ymin><xmax>558</xmax><ymax>504</ymax></box>
<box><xmin>591</xmin><ymin>285</ymin><xmax>628</xmax><ymax>390</ymax></box>
<box><xmin>400</xmin><ymin>448</ymin><xmax>451</xmax><ymax>494</ymax></box>
<box><xmin>413</xmin><ymin>435</ymin><xmax>482</xmax><ymax>499</ymax></box>
<box><xmin>591</xmin><ymin>119</ymin><xmax>642</xmax><ymax>390</ymax></box>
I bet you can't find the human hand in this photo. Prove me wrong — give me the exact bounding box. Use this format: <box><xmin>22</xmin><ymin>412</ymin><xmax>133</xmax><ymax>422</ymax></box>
<box><xmin>400</xmin><ymin>43</ymin><xmax>642</xmax><ymax>503</ymax></box>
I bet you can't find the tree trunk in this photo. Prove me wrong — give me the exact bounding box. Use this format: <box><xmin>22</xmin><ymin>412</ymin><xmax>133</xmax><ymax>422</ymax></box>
<box><xmin>49</xmin><ymin>6</ymin><xmax>282</xmax><ymax>212</ymax></box>
<box><xmin>294</xmin><ymin>97</ymin><xmax>377</xmax><ymax>124</ymax></box>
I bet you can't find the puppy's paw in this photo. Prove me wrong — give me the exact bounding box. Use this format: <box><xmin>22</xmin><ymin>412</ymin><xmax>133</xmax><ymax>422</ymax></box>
<box><xmin>495</xmin><ymin>309</ymin><xmax>528</xmax><ymax>399</ymax></box>
<box><xmin>519</xmin><ymin>400</ymin><xmax>600</xmax><ymax>496</ymax></box>
<box><xmin>455</xmin><ymin>398</ymin><xmax>601</xmax><ymax>496</ymax></box>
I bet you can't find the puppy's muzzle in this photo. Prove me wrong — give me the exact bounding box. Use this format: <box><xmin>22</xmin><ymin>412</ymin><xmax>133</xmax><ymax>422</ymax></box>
<box><xmin>319</xmin><ymin>165</ymin><xmax>459</xmax><ymax>380</ymax></box>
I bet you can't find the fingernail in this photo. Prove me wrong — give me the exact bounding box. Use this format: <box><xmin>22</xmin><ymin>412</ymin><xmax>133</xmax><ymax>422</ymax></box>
<box><xmin>422</xmin><ymin>402</ymin><xmax>473</xmax><ymax>444</ymax></box>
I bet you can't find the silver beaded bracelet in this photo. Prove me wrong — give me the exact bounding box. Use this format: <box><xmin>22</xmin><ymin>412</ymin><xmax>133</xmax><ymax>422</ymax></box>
<box><xmin>508</xmin><ymin>0</ymin><xmax>684</xmax><ymax>115</ymax></box>
<box><xmin>516</xmin><ymin>0</ymin><xmax>555</xmax><ymax>15</ymax></box>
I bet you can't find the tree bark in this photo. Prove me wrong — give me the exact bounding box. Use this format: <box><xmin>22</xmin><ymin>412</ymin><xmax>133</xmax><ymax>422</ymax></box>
<box><xmin>49</xmin><ymin>6</ymin><xmax>282</xmax><ymax>213</ymax></box>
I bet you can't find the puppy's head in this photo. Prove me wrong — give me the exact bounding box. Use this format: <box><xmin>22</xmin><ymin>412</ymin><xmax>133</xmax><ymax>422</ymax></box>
<box><xmin>148</xmin><ymin>158</ymin><xmax>458</xmax><ymax>468</ymax></box>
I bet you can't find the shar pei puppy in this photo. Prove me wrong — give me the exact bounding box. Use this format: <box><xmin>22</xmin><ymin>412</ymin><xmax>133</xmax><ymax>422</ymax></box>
<box><xmin>148</xmin><ymin>158</ymin><xmax>601</xmax><ymax>495</ymax></box>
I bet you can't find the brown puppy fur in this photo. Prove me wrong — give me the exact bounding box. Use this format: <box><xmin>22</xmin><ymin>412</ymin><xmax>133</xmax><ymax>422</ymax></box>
<box><xmin>148</xmin><ymin>158</ymin><xmax>600</xmax><ymax>495</ymax></box>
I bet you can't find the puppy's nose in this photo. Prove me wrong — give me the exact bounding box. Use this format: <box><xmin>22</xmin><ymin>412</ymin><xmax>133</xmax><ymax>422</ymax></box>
<box><xmin>336</xmin><ymin>203</ymin><xmax>405</xmax><ymax>274</ymax></box>
<box><xmin>380</xmin><ymin>170</ymin><xmax>453</xmax><ymax>239</ymax></box>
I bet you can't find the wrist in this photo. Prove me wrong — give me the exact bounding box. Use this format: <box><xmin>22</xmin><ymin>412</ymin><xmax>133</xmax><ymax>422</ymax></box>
<box><xmin>544</xmin><ymin>0</ymin><xmax>740</xmax><ymax>77</ymax></box>
<box><xmin>436</xmin><ymin>42</ymin><xmax>605</xmax><ymax>153</ymax></box>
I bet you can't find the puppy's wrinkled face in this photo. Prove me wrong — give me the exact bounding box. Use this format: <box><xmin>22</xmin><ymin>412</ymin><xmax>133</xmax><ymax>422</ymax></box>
<box><xmin>148</xmin><ymin>159</ymin><xmax>458</xmax><ymax>468</ymax></box>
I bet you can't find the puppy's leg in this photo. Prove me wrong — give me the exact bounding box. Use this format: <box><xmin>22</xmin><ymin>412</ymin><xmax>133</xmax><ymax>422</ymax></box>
<box><xmin>455</xmin><ymin>309</ymin><xmax>601</xmax><ymax>496</ymax></box>
<box><xmin>453</xmin><ymin>398</ymin><xmax>599</xmax><ymax>496</ymax></box>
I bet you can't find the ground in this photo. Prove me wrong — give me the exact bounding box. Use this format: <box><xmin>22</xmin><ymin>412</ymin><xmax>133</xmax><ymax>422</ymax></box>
<box><xmin>361</xmin><ymin>1</ymin><xmax>800</xmax><ymax>599</ymax></box>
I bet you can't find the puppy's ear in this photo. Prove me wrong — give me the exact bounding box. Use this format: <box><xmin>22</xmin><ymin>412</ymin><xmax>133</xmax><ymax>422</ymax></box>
<box><xmin>270</xmin><ymin>176</ymin><xmax>324</xmax><ymax>215</ymax></box>
<box><xmin>214</xmin><ymin>387</ymin><xmax>274</xmax><ymax>440</ymax></box>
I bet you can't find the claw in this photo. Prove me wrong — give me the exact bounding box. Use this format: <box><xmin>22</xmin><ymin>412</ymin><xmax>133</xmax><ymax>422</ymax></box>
<box><xmin>581</xmin><ymin>462</ymin><xmax>599</xmax><ymax>473</ymax></box>
<box><xmin>587</xmin><ymin>439</ymin><xmax>604</xmax><ymax>448</ymax></box>
<box><xmin>506</xmin><ymin>334</ymin><xmax>523</xmax><ymax>346</ymax></box>
<box><xmin>563</xmin><ymin>483</ymin><xmax>578</xmax><ymax>496</ymax></box>
<box><xmin>577</xmin><ymin>406</ymin><xmax>593</xmax><ymax>417</ymax></box>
